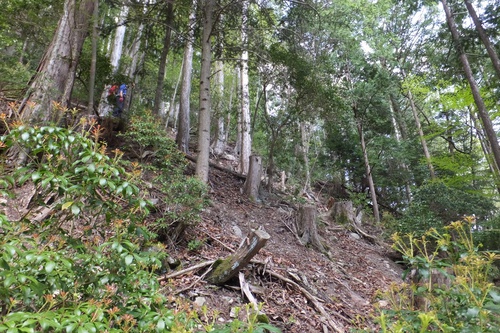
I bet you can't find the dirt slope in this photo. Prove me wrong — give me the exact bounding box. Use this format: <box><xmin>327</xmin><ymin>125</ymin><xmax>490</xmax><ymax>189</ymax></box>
<box><xmin>163</xmin><ymin>166</ymin><xmax>403</xmax><ymax>332</ymax></box>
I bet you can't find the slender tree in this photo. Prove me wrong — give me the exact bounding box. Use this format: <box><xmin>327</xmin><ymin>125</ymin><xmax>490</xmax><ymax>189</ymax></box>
<box><xmin>441</xmin><ymin>0</ymin><xmax>500</xmax><ymax>175</ymax></box>
<box><xmin>195</xmin><ymin>0</ymin><xmax>215</xmax><ymax>183</ymax></box>
<box><xmin>177</xmin><ymin>0</ymin><xmax>197</xmax><ymax>153</ymax></box>
<box><xmin>153</xmin><ymin>0</ymin><xmax>174</xmax><ymax>116</ymax></box>
<box><xmin>239</xmin><ymin>0</ymin><xmax>251</xmax><ymax>174</ymax></box>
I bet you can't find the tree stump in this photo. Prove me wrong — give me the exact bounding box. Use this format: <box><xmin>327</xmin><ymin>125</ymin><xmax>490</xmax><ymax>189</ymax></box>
<box><xmin>243</xmin><ymin>155</ymin><xmax>262</xmax><ymax>201</ymax></box>
<box><xmin>295</xmin><ymin>205</ymin><xmax>325</xmax><ymax>252</ymax></box>
<box><xmin>206</xmin><ymin>229</ymin><xmax>270</xmax><ymax>285</ymax></box>
<box><xmin>330</xmin><ymin>200</ymin><xmax>356</xmax><ymax>225</ymax></box>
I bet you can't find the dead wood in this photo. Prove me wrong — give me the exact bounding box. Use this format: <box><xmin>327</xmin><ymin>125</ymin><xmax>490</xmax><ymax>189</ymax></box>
<box><xmin>206</xmin><ymin>229</ymin><xmax>270</xmax><ymax>285</ymax></box>
<box><xmin>158</xmin><ymin>260</ymin><xmax>216</xmax><ymax>281</ymax></box>
<box><xmin>184</xmin><ymin>153</ymin><xmax>246</xmax><ymax>180</ymax></box>
<box><xmin>294</xmin><ymin>204</ymin><xmax>326</xmax><ymax>252</ymax></box>
<box><xmin>262</xmin><ymin>268</ymin><xmax>346</xmax><ymax>333</ymax></box>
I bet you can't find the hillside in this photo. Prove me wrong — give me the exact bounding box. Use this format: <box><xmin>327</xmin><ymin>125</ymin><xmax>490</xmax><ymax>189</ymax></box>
<box><xmin>159</xmin><ymin>160</ymin><xmax>404</xmax><ymax>332</ymax></box>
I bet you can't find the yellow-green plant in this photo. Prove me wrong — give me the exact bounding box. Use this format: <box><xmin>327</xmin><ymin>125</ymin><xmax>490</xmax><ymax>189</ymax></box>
<box><xmin>376</xmin><ymin>217</ymin><xmax>500</xmax><ymax>332</ymax></box>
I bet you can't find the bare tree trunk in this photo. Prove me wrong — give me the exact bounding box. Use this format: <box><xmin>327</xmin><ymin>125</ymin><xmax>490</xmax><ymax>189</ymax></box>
<box><xmin>441</xmin><ymin>0</ymin><xmax>500</xmax><ymax>175</ymax></box>
<box><xmin>195</xmin><ymin>0</ymin><xmax>215</xmax><ymax>183</ymax></box>
<box><xmin>87</xmin><ymin>0</ymin><xmax>99</xmax><ymax>115</ymax></box>
<box><xmin>19</xmin><ymin>0</ymin><xmax>95</xmax><ymax>124</ymax></box>
<box><xmin>355</xmin><ymin>114</ymin><xmax>380</xmax><ymax>223</ymax></box>
<box><xmin>239</xmin><ymin>0</ymin><xmax>251</xmax><ymax>174</ymax></box>
<box><xmin>153</xmin><ymin>1</ymin><xmax>174</xmax><ymax>116</ymax></box>
<box><xmin>177</xmin><ymin>0</ymin><xmax>196</xmax><ymax>153</ymax></box>
<box><xmin>97</xmin><ymin>4</ymin><xmax>129</xmax><ymax>117</ymax></box>
<box><xmin>407</xmin><ymin>88</ymin><xmax>436</xmax><ymax>180</ymax></box>
<box><xmin>243</xmin><ymin>155</ymin><xmax>262</xmax><ymax>202</ymax></box>
<box><xmin>300</xmin><ymin>121</ymin><xmax>312</xmax><ymax>194</ymax></box>
<box><xmin>464</xmin><ymin>0</ymin><xmax>500</xmax><ymax>80</ymax></box>
<box><xmin>211</xmin><ymin>59</ymin><xmax>227</xmax><ymax>156</ymax></box>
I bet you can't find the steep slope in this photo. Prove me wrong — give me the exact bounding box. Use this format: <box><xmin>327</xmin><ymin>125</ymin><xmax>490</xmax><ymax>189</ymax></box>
<box><xmin>162</xmin><ymin>166</ymin><xmax>403</xmax><ymax>332</ymax></box>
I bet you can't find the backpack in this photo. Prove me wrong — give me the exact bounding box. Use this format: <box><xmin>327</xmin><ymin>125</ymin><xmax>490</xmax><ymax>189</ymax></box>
<box><xmin>118</xmin><ymin>84</ymin><xmax>127</xmax><ymax>97</ymax></box>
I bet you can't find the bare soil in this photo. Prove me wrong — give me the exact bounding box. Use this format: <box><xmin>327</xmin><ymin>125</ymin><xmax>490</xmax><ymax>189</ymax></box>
<box><xmin>161</xmin><ymin>162</ymin><xmax>404</xmax><ymax>332</ymax></box>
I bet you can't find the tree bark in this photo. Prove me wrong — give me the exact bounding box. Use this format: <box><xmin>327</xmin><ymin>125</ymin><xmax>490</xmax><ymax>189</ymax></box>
<box><xmin>407</xmin><ymin>88</ymin><xmax>436</xmax><ymax>180</ymax></box>
<box><xmin>243</xmin><ymin>155</ymin><xmax>262</xmax><ymax>201</ymax></box>
<box><xmin>207</xmin><ymin>229</ymin><xmax>270</xmax><ymax>285</ymax></box>
<box><xmin>239</xmin><ymin>0</ymin><xmax>251</xmax><ymax>174</ymax></box>
<box><xmin>87</xmin><ymin>0</ymin><xmax>99</xmax><ymax>115</ymax></box>
<box><xmin>97</xmin><ymin>4</ymin><xmax>129</xmax><ymax>117</ymax></box>
<box><xmin>19</xmin><ymin>0</ymin><xmax>95</xmax><ymax>124</ymax></box>
<box><xmin>195</xmin><ymin>0</ymin><xmax>215</xmax><ymax>183</ymax></box>
<box><xmin>153</xmin><ymin>0</ymin><xmax>174</xmax><ymax>116</ymax></box>
<box><xmin>300</xmin><ymin>121</ymin><xmax>312</xmax><ymax>194</ymax></box>
<box><xmin>441</xmin><ymin>0</ymin><xmax>500</xmax><ymax>175</ymax></box>
<box><xmin>355</xmin><ymin>112</ymin><xmax>380</xmax><ymax>223</ymax></box>
<box><xmin>211</xmin><ymin>59</ymin><xmax>227</xmax><ymax>156</ymax></box>
<box><xmin>295</xmin><ymin>205</ymin><xmax>325</xmax><ymax>252</ymax></box>
<box><xmin>464</xmin><ymin>0</ymin><xmax>500</xmax><ymax>80</ymax></box>
<box><xmin>176</xmin><ymin>0</ymin><xmax>196</xmax><ymax>153</ymax></box>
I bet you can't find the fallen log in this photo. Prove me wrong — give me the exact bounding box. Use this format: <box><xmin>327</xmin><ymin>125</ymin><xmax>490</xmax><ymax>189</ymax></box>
<box><xmin>206</xmin><ymin>229</ymin><xmax>270</xmax><ymax>285</ymax></box>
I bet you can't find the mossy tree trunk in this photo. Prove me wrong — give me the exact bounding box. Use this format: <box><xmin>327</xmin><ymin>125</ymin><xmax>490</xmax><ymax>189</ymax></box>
<box><xmin>207</xmin><ymin>229</ymin><xmax>270</xmax><ymax>285</ymax></box>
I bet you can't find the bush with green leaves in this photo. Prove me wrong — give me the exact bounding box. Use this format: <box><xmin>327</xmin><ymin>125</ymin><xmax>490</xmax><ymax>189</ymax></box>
<box><xmin>0</xmin><ymin>124</ymin><xmax>148</xmax><ymax>232</ymax></box>
<box><xmin>376</xmin><ymin>219</ymin><xmax>500</xmax><ymax>332</ymax></box>
<box><xmin>395</xmin><ymin>181</ymin><xmax>495</xmax><ymax>236</ymax></box>
<box><xmin>118</xmin><ymin>110</ymin><xmax>208</xmax><ymax>243</ymax></box>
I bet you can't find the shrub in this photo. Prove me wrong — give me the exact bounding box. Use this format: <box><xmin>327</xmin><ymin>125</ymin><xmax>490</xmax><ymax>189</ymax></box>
<box><xmin>118</xmin><ymin>110</ymin><xmax>208</xmax><ymax>243</ymax></box>
<box><xmin>376</xmin><ymin>218</ymin><xmax>500</xmax><ymax>332</ymax></box>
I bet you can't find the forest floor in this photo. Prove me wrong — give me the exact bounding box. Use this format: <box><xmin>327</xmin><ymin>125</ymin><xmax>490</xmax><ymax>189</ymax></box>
<box><xmin>156</xmin><ymin>156</ymin><xmax>405</xmax><ymax>332</ymax></box>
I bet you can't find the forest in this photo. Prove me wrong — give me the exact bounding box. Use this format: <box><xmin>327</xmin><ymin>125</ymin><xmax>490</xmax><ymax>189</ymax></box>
<box><xmin>1</xmin><ymin>0</ymin><xmax>500</xmax><ymax>332</ymax></box>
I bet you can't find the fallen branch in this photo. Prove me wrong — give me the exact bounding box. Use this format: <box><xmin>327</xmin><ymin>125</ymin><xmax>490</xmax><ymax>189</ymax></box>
<box><xmin>261</xmin><ymin>268</ymin><xmax>346</xmax><ymax>333</ymax></box>
<box><xmin>158</xmin><ymin>260</ymin><xmax>215</xmax><ymax>282</ymax></box>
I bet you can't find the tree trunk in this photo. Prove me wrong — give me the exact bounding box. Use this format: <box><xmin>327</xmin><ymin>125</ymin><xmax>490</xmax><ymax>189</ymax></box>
<box><xmin>19</xmin><ymin>0</ymin><xmax>95</xmax><ymax>124</ymax></box>
<box><xmin>239</xmin><ymin>0</ymin><xmax>251</xmax><ymax>174</ymax></box>
<box><xmin>295</xmin><ymin>205</ymin><xmax>325</xmax><ymax>252</ymax></box>
<box><xmin>355</xmin><ymin>115</ymin><xmax>380</xmax><ymax>223</ymax></box>
<box><xmin>243</xmin><ymin>155</ymin><xmax>262</xmax><ymax>202</ymax></box>
<box><xmin>176</xmin><ymin>0</ymin><xmax>196</xmax><ymax>153</ymax></box>
<box><xmin>87</xmin><ymin>0</ymin><xmax>99</xmax><ymax>115</ymax></box>
<box><xmin>211</xmin><ymin>59</ymin><xmax>227</xmax><ymax>156</ymax></box>
<box><xmin>441</xmin><ymin>0</ymin><xmax>500</xmax><ymax>175</ymax></box>
<box><xmin>207</xmin><ymin>229</ymin><xmax>270</xmax><ymax>285</ymax></box>
<box><xmin>195</xmin><ymin>0</ymin><xmax>215</xmax><ymax>183</ymax></box>
<box><xmin>407</xmin><ymin>88</ymin><xmax>436</xmax><ymax>180</ymax></box>
<box><xmin>97</xmin><ymin>4</ymin><xmax>129</xmax><ymax>117</ymax></box>
<box><xmin>153</xmin><ymin>1</ymin><xmax>174</xmax><ymax>116</ymax></box>
<box><xmin>464</xmin><ymin>0</ymin><xmax>500</xmax><ymax>80</ymax></box>
<box><xmin>300</xmin><ymin>121</ymin><xmax>312</xmax><ymax>194</ymax></box>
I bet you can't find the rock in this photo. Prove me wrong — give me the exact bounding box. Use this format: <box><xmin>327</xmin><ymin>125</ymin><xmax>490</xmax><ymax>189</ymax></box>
<box><xmin>194</xmin><ymin>297</ymin><xmax>206</xmax><ymax>308</ymax></box>
<box><xmin>349</xmin><ymin>232</ymin><xmax>361</xmax><ymax>240</ymax></box>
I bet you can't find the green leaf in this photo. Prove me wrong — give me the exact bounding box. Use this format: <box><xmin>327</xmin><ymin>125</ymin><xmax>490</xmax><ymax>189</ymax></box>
<box><xmin>21</xmin><ymin>132</ymin><xmax>30</xmax><ymax>141</ymax></box>
<box><xmin>0</xmin><ymin>258</ymin><xmax>10</xmax><ymax>270</ymax></box>
<box><xmin>98</xmin><ymin>178</ymin><xmax>107</xmax><ymax>186</ymax></box>
<box><xmin>124</xmin><ymin>255</ymin><xmax>134</xmax><ymax>265</ymax></box>
<box><xmin>156</xmin><ymin>319</ymin><xmax>165</xmax><ymax>331</ymax></box>
<box><xmin>490</xmin><ymin>290</ymin><xmax>500</xmax><ymax>303</ymax></box>
<box><xmin>3</xmin><ymin>275</ymin><xmax>16</xmax><ymax>287</ymax></box>
<box><xmin>45</xmin><ymin>261</ymin><xmax>56</xmax><ymax>273</ymax></box>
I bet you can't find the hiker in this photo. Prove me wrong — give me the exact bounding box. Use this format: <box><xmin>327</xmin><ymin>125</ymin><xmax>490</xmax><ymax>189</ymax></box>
<box><xmin>112</xmin><ymin>83</ymin><xmax>127</xmax><ymax>117</ymax></box>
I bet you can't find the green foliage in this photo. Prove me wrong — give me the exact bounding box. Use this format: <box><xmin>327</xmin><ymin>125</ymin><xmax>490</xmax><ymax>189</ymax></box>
<box><xmin>118</xmin><ymin>110</ymin><xmax>208</xmax><ymax>242</ymax></box>
<box><xmin>376</xmin><ymin>219</ymin><xmax>500</xmax><ymax>332</ymax></box>
<box><xmin>0</xmin><ymin>124</ymin><xmax>148</xmax><ymax>232</ymax></box>
<box><xmin>394</xmin><ymin>182</ymin><xmax>495</xmax><ymax>236</ymax></box>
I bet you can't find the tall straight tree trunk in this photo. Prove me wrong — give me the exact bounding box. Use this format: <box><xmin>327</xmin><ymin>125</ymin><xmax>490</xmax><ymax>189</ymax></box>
<box><xmin>408</xmin><ymin>89</ymin><xmax>436</xmax><ymax>180</ymax></box>
<box><xmin>441</xmin><ymin>0</ymin><xmax>500</xmax><ymax>174</ymax></box>
<box><xmin>239</xmin><ymin>0</ymin><xmax>251</xmax><ymax>174</ymax></box>
<box><xmin>464</xmin><ymin>0</ymin><xmax>500</xmax><ymax>80</ymax></box>
<box><xmin>19</xmin><ymin>0</ymin><xmax>95</xmax><ymax>124</ymax></box>
<box><xmin>354</xmin><ymin>110</ymin><xmax>380</xmax><ymax>223</ymax></box>
<box><xmin>153</xmin><ymin>0</ymin><xmax>174</xmax><ymax>116</ymax></box>
<box><xmin>211</xmin><ymin>59</ymin><xmax>227</xmax><ymax>156</ymax></box>
<box><xmin>176</xmin><ymin>0</ymin><xmax>196</xmax><ymax>153</ymax></box>
<box><xmin>300</xmin><ymin>121</ymin><xmax>312</xmax><ymax>194</ymax></box>
<box><xmin>195</xmin><ymin>0</ymin><xmax>215</xmax><ymax>183</ymax></box>
<box><xmin>97</xmin><ymin>4</ymin><xmax>129</xmax><ymax>117</ymax></box>
<box><xmin>87</xmin><ymin>0</ymin><xmax>99</xmax><ymax>115</ymax></box>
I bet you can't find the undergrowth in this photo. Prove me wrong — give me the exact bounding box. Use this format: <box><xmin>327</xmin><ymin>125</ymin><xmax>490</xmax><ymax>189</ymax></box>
<box><xmin>0</xmin><ymin>116</ymin><xmax>280</xmax><ymax>332</ymax></box>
